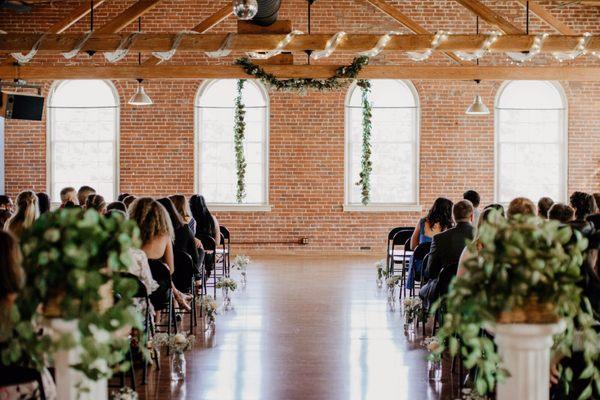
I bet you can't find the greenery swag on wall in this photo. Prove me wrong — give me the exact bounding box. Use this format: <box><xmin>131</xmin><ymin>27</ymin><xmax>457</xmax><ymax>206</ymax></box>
<box><xmin>234</xmin><ymin>79</ymin><xmax>248</xmax><ymax>203</ymax></box>
<box><xmin>356</xmin><ymin>80</ymin><xmax>373</xmax><ymax>205</ymax></box>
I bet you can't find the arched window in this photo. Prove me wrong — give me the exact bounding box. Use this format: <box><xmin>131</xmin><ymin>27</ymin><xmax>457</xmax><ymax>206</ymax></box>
<box><xmin>495</xmin><ymin>81</ymin><xmax>567</xmax><ymax>203</ymax></box>
<box><xmin>48</xmin><ymin>80</ymin><xmax>119</xmax><ymax>201</ymax></box>
<box><xmin>345</xmin><ymin>80</ymin><xmax>419</xmax><ymax>209</ymax></box>
<box><xmin>195</xmin><ymin>79</ymin><xmax>269</xmax><ymax>208</ymax></box>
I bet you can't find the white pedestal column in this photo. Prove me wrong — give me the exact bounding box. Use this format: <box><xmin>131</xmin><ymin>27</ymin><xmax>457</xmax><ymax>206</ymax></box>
<box><xmin>491</xmin><ymin>321</ymin><xmax>566</xmax><ymax>400</ymax></box>
<box><xmin>45</xmin><ymin>319</ymin><xmax>108</xmax><ymax>400</ymax></box>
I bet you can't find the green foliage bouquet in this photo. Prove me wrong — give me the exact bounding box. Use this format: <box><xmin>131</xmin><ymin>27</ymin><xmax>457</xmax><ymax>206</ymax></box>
<box><xmin>1</xmin><ymin>208</ymin><xmax>143</xmax><ymax>381</ymax></box>
<box><xmin>433</xmin><ymin>212</ymin><xmax>599</xmax><ymax>397</ymax></box>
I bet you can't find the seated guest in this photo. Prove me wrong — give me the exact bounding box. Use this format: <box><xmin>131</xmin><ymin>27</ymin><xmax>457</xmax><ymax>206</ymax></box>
<box><xmin>127</xmin><ymin>245</ymin><xmax>159</xmax><ymax>321</ymax></box>
<box><xmin>406</xmin><ymin>197</ymin><xmax>454</xmax><ymax>289</ymax></box>
<box><xmin>170</xmin><ymin>195</ymin><xmax>196</xmax><ymax>235</ymax></box>
<box><xmin>123</xmin><ymin>195</ymin><xmax>137</xmax><ymax>210</ymax></box>
<box><xmin>129</xmin><ymin>198</ymin><xmax>190</xmax><ymax>311</ymax></box>
<box><xmin>588</xmin><ymin>193</ymin><xmax>600</xmax><ymax>230</ymax></box>
<box><xmin>538</xmin><ymin>197</ymin><xmax>554</xmax><ymax>219</ymax></box>
<box><xmin>569</xmin><ymin>191</ymin><xmax>596</xmax><ymax>235</ymax></box>
<box><xmin>507</xmin><ymin>197</ymin><xmax>536</xmax><ymax>219</ymax></box>
<box><xmin>190</xmin><ymin>195</ymin><xmax>220</xmax><ymax>279</ymax></box>
<box><xmin>4</xmin><ymin>191</ymin><xmax>38</xmax><ymax>237</ymax></box>
<box><xmin>0</xmin><ymin>231</ymin><xmax>57</xmax><ymax>399</ymax></box>
<box><xmin>0</xmin><ymin>210</ymin><xmax>11</xmax><ymax>230</ymax></box>
<box><xmin>548</xmin><ymin>203</ymin><xmax>575</xmax><ymax>224</ymax></box>
<box><xmin>84</xmin><ymin>194</ymin><xmax>107</xmax><ymax>215</ymax></box>
<box><xmin>463</xmin><ymin>190</ymin><xmax>481</xmax><ymax>223</ymax></box>
<box><xmin>36</xmin><ymin>192</ymin><xmax>51</xmax><ymax>215</ymax></box>
<box><xmin>420</xmin><ymin>200</ymin><xmax>475</xmax><ymax>302</ymax></box>
<box><xmin>117</xmin><ymin>193</ymin><xmax>131</xmax><ymax>202</ymax></box>
<box><xmin>107</xmin><ymin>201</ymin><xmax>127</xmax><ymax>214</ymax></box>
<box><xmin>59</xmin><ymin>187</ymin><xmax>77</xmax><ymax>207</ymax></box>
<box><xmin>0</xmin><ymin>195</ymin><xmax>14</xmax><ymax>213</ymax></box>
<box><xmin>77</xmin><ymin>185</ymin><xmax>96</xmax><ymax>207</ymax></box>
<box><xmin>457</xmin><ymin>205</ymin><xmax>505</xmax><ymax>277</ymax></box>
<box><xmin>158</xmin><ymin>198</ymin><xmax>203</xmax><ymax>291</ymax></box>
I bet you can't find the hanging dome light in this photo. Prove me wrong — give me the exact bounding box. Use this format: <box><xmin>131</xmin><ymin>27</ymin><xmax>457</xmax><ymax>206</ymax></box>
<box><xmin>465</xmin><ymin>95</ymin><xmax>489</xmax><ymax>115</ymax></box>
<box><xmin>233</xmin><ymin>0</ymin><xmax>258</xmax><ymax>20</ymax></box>
<box><xmin>129</xmin><ymin>79</ymin><xmax>153</xmax><ymax>106</ymax></box>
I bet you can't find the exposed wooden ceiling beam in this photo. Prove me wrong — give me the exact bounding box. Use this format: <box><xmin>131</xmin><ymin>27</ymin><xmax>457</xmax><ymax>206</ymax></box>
<box><xmin>95</xmin><ymin>0</ymin><xmax>161</xmax><ymax>34</ymax></box>
<box><xmin>1</xmin><ymin>33</ymin><xmax>598</xmax><ymax>53</ymax></box>
<box><xmin>363</xmin><ymin>0</ymin><xmax>467</xmax><ymax>65</ymax></box>
<box><xmin>453</xmin><ymin>0</ymin><xmax>525</xmax><ymax>34</ymax></box>
<box><xmin>514</xmin><ymin>0</ymin><xmax>576</xmax><ymax>35</ymax></box>
<box><xmin>48</xmin><ymin>0</ymin><xmax>109</xmax><ymax>34</ymax></box>
<box><xmin>143</xmin><ymin>2</ymin><xmax>231</xmax><ymax>66</ymax></box>
<box><xmin>1</xmin><ymin>64</ymin><xmax>598</xmax><ymax>81</ymax></box>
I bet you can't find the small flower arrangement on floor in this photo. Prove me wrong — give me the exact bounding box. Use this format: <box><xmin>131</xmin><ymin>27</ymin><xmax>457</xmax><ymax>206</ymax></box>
<box><xmin>201</xmin><ymin>296</ymin><xmax>218</xmax><ymax>324</ymax></box>
<box><xmin>422</xmin><ymin>336</ymin><xmax>441</xmax><ymax>353</ymax></box>
<box><xmin>460</xmin><ymin>388</ymin><xmax>489</xmax><ymax>400</ymax></box>
<box><xmin>385</xmin><ymin>275</ymin><xmax>401</xmax><ymax>289</ymax></box>
<box><xmin>234</xmin><ymin>254</ymin><xmax>251</xmax><ymax>285</ymax></box>
<box><xmin>111</xmin><ymin>387</ymin><xmax>138</xmax><ymax>400</ymax></box>
<box><xmin>403</xmin><ymin>296</ymin><xmax>423</xmax><ymax>324</ymax></box>
<box><xmin>152</xmin><ymin>333</ymin><xmax>196</xmax><ymax>354</ymax></box>
<box><xmin>375</xmin><ymin>259</ymin><xmax>386</xmax><ymax>288</ymax></box>
<box><xmin>216</xmin><ymin>277</ymin><xmax>238</xmax><ymax>291</ymax></box>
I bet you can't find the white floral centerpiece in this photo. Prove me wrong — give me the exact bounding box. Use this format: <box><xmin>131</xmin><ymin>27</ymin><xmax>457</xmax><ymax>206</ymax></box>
<box><xmin>423</xmin><ymin>336</ymin><xmax>442</xmax><ymax>381</ymax></box>
<box><xmin>200</xmin><ymin>296</ymin><xmax>218</xmax><ymax>329</ymax></box>
<box><xmin>374</xmin><ymin>259</ymin><xmax>386</xmax><ymax>288</ymax></box>
<box><xmin>385</xmin><ymin>275</ymin><xmax>401</xmax><ymax>311</ymax></box>
<box><xmin>111</xmin><ymin>387</ymin><xmax>138</xmax><ymax>400</ymax></box>
<box><xmin>152</xmin><ymin>333</ymin><xmax>195</xmax><ymax>382</ymax></box>
<box><xmin>403</xmin><ymin>296</ymin><xmax>423</xmax><ymax>332</ymax></box>
<box><xmin>216</xmin><ymin>277</ymin><xmax>237</xmax><ymax>311</ymax></box>
<box><xmin>234</xmin><ymin>254</ymin><xmax>251</xmax><ymax>286</ymax></box>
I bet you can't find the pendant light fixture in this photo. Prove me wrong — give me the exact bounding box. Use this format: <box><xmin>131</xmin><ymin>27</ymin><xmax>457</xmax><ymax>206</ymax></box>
<box><xmin>233</xmin><ymin>0</ymin><xmax>258</xmax><ymax>20</ymax></box>
<box><xmin>465</xmin><ymin>16</ymin><xmax>489</xmax><ymax>116</ymax></box>
<box><xmin>129</xmin><ymin>17</ymin><xmax>153</xmax><ymax>106</ymax></box>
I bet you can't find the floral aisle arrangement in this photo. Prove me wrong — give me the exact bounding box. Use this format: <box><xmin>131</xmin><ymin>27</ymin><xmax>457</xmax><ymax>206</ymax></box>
<box><xmin>152</xmin><ymin>333</ymin><xmax>195</xmax><ymax>381</ymax></box>
<box><xmin>385</xmin><ymin>276</ymin><xmax>401</xmax><ymax>311</ymax></box>
<box><xmin>111</xmin><ymin>387</ymin><xmax>138</xmax><ymax>400</ymax></box>
<box><xmin>403</xmin><ymin>296</ymin><xmax>423</xmax><ymax>332</ymax></box>
<box><xmin>374</xmin><ymin>259</ymin><xmax>386</xmax><ymax>288</ymax></box>
<box><xmin>433</xmin><ymin>213</ymin><xmax>599</xmax><ymax>398</ymax></box>
<box><xmin>423</xmin><ymin>337</ymin><xmax>442</xmax><ymax>381</ymax></box>
<box><xmin>234</xmin><ymin>254</ymin><xmax>251</xmax><ymax>286</ymax></box>
<box><xmin>216</xmin><ymin>277</ymin><xmax>238</xmax><ymax>311</ymax></box>
<box><xmin>0</xmin><ymin>209</ymin><xmax>142</xmax><ymax>384</ymax></box>
<box><xmin>200</xmin><ymin>296</ymin><xmax>218</xmax><ymax>330</ymax></box>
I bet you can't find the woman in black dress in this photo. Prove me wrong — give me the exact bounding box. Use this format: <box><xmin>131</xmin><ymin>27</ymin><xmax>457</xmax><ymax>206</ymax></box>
<box><xmin>189</xmin><ymin>195</ymin><xmax>220</xmax><ymax>279</ymax></box>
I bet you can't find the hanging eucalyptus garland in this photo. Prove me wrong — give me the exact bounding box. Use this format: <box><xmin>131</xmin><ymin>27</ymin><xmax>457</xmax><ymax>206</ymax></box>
<box><xmin>234</xmin><ymin>79</ymin><xmax>247</xmax><ymax>203</ymax></box>
<box><xmin>356</xmin><ymin>80</ymin><xmax>373</xmax><ymax>205</ymax></box>
<box><xmin>234</xmin><ymin>56</ymin><xmax>369</xmax><ymax>94</ymax></box>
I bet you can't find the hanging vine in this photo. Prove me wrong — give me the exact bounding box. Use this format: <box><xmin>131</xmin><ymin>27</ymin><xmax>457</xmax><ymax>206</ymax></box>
<box><xmin>356</xmin><ymin>80</ymin><xmax>373</xmax><ymax>205</ymax></box>
<box><xmin>234</xmin><ymin>79</ymin><xmax>247</xmax><ymax>203</ymax></box>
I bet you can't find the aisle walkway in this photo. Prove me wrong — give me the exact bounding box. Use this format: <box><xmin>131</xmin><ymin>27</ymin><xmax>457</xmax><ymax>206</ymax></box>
<box><xmin>139</xmin><ymin>256</ymin><xmax>460</xmax><ymax>400</ymax></box>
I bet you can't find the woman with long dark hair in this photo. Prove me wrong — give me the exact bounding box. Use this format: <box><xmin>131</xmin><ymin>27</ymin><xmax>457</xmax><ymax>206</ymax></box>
<box><xmin>189</xmin><ymin>195</ymin><xmax>220</xmax><ymax>278</ymax></box>
<box><xmin>405</xmin><ymin>197</ymin><xmax>454</xmax><ymax>289</ymax></box>
<box><xmin>157</xmin><ymin>198</ymin><xmax>203</xmax><ymax>291</ymax></box>
<box><xmin>36</xmin><ymin>192</ymin><xmax>51</xmax><ymax>215</ymax></box>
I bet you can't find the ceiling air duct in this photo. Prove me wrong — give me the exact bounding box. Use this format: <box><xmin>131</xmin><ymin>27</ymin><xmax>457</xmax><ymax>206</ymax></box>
<box><xmin>251</xmin><ymin>0</ymin><xmax>281</xmax><ymax>26</ymax></box>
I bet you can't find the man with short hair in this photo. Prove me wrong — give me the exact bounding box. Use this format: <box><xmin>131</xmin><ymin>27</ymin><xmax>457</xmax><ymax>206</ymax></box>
<box><xmin>548</xmin><ymin>203</ymin><xmax>575</xmax><ymax>224</ymax></box>
<box><xmin>463</xmin><ymin>190</ymin><xmax>481</xmax><ymax>223</ymax></box>
<box><xmin>420</xmin><ymin>200</ymin><xmax>475</xmax><ymax>303</ymax></box>
<box><xmin>60</xmin><ymin>187</ymin><xmax>77</xmax><ymax>207</ymax></box>
<box><xmin>538</xmin><ymin>197</ymin><xmax>554</xmax><ymax>219</ymax></box>
<box><xmin>0</xmin><ymin>195</ymin><xmax>14</xmax><ymax>213</ymax></box>
<box><xmin>77</xmin><ymin>186</ymin><xmax>96</xmax><ymax>207</ymax></box>
<box><xmin>507</xmin><ymin>197</ymin><xmax>537</xmax><ymax>219</ymax></box>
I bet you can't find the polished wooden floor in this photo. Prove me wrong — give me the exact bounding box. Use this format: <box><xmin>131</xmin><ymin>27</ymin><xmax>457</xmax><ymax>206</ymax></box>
<box><xmin>134</xmin><ymin>256</ymin><xmax>463</xmax><ymax>400</ymax></box>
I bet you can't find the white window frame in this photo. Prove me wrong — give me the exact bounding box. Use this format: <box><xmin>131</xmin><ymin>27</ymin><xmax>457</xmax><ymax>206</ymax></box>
<box><xmin>494</xmin><ymin>80</ymin><xmax>568</xmax><ymax>204</ymax></box>
<box><xmin>46</xmin><ymin>79</ymin><xmax>120</xmax><ymax>204</ymax></box>
<box><xmin>194</xmin><ymin>79</ymin><xmax>271</xmax><ymax>212</ymax></box>
<box><xmin>343</xmin><ymin>80</ymin><xmax>421</xmax><ymax>212</ymax></box>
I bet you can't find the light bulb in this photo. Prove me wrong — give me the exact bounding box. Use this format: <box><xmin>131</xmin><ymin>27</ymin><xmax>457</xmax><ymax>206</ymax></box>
<box><xmin>233</xmin><ymin>0</ymin><xmax>258</xmax><ymax>20</ymax></box>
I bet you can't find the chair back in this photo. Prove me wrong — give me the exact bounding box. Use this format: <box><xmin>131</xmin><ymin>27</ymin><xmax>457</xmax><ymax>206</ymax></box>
<box><xmin>197</xmin><ymin>233</ymin><xmax>216</xmax><ymax>251</ymax></box>
<box><xmin>412</xmin><ymin>242</ymin><xmax>432</xmax><ymax>261</ymax></box>
<box><xmin>118</xmin><ymin>272</ymin><xmax>148</xmax><ymax>298</ymax></box>
<box><xmin>173</xmin><ymin>250</ymin><xmax>195</xmax><ymax>293</ymax></box>
<box><xmin>436</xmin><ymin>263</ymin><xmax>459</xmax><ymax>298</ymax></box>
<box><xmin>387</xmin><ymin>226</ymin><xmax>414</xmax><ymax>241</ymax></box>
<box><xmin>392</xmin><ymin>229</ymin><xmax>414</xmax><ymax>246</ymax></box>
<box><xmin>220</xmin><ymin>225</ymin><xmax>231</xmax><ymax>244</ymax></box>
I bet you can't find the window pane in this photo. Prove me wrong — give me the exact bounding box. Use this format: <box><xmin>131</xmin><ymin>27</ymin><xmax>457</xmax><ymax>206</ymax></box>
<box><xmin>346</xmin><ymin>80</ymin><xmax>418</xmax><ymax>205</ymax></box>
<box><xmin>496</xmin><ymin>81</ymin><xmax>566</xmax><ymax>203</ymax></box>
<box><xmin>49</xmin><ymin>80</ymin><xmax>118</xmax><ymax>202</ymax></box>
<box><xmin>196</xmin><ymin>80</ymin><xmax>268</xmax><ymax>205</ymax></box>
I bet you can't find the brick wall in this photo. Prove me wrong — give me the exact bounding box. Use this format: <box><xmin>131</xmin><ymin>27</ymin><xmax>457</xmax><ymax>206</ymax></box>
<box><xmin>1</xmin><ymin>1</ymin><xmax>599</xmax><ymax>254</ymax></box>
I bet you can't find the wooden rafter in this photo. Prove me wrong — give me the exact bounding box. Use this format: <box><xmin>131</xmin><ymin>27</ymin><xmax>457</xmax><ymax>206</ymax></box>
<box><xmin>1</xmin><ymin>33</ymin><xmax>598</xmax><ymax>53</ymax></box>
<box><xmin>453</xmin><ymin>0</ymin><xmax>525</xmax><ymax>34</ymax></box>
<box><xmin>363</xmin><ymin>0</ymin><xmax>467</xmax><ymax>65</ymax></box>
<box><xmin>1</xmin><ymin>64</ymin><xmax>598</xmax><ymax>81</ymax></box>
<box><xmin>48</xmin><ymin>0</ymin><xmax>108</xmax><ymax>34</ymax></box>
<box><xmin>514</xmin><ymin>0</ymin><xmax>576</xmax><ymax>35</ymax></box>
<box><xmin>142</xmin><ymin>2</ymin><xmax>231</xmax><ymax>66</ymax></box>
<box><xmin>95</xmin><ymin>0</ymin><xmax>161</xmax><ymax>34</ymax></box>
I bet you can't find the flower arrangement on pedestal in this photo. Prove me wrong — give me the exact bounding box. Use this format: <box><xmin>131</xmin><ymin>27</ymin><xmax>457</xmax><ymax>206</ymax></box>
<box><xmin>234</xmin><ymin>254</ymin><xmax>251</xmax><ymax>286</ymax></box>
<box><xmin>0</xmin><ymin>209</ymin><xmax>142</xmax><ymax>386</ymax></box>
<box><xmin>216</xmin><ymin>278</ymin><xmax>238</xmax><ymax>311</ymax></box>
<box><xmin>433</xmin><ymin>212</ymin><xmax>599</xmax><ymax>398</ymax></box>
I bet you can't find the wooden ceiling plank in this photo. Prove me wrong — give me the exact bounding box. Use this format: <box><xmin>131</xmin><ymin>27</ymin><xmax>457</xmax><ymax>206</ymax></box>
<box><xmin>514</xmin><ymin>0</ymin><xmax>577</xmax><ymax>35</ymax></box>
<box><xmin>143</xmin><ymin>2</ymin><xmax>231</xmax><ymax>66</ymax></box>
<box><xmin>48</xmin><ymin>0</ymin><xmax>109</xmax><ymax>34</ymax></box>
<box><xmin>95</xmin><ymin>0</ymin><xmax>161</xmax><ymax>34</ymax></box>
<box><xmin>453</xmin><ymin>0</ymin><xmax>524</xmax><ymax>34</ymax></box>
<box><xmin>1</xmin><ymin>33</ymin><xmax>597</xmax><ymax>53</ymax></box>
<box><xmin>1</xmin><ymin>64</ymin><xmax>598</xmax><ymax>81</ymax></box>
<box><xmin>363</xmin><ymin>0</ymin><xmax>468</xmax><ymax>65</ymax></box>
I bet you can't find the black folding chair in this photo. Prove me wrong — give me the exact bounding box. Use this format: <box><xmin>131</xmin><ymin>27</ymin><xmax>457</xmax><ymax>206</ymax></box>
<box><xmin>389</xmin><ymin>229</ymin><xmax>415</xmax><ymax>279</ymax></box>
<box><xmin>173</xmin><ymin>250</ymin><xmax>198</xmax><ymax>335</ymax></box>
<box><xmin>0</xmin><ymin>366</ymin><xmax>47</xmax><ymax>400</ymax></box>
<box><xmin>197</xmin><ymin>233</ymin><xmax>218</xmax><ymax>298</ymax></box>
<box><xmin>386</xmin><ymin>226</ymin><xmax>414</xmax><ymax>274</ymax></box>
<box><xmin>409</xmin><ymin>242</ymin><xmax>431</xmax><ymax>297</ymax></box>
<box><xmin>218</xmin><ymin>225</ymin><xmax>231</xmax><ymax>277</ymax></box>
